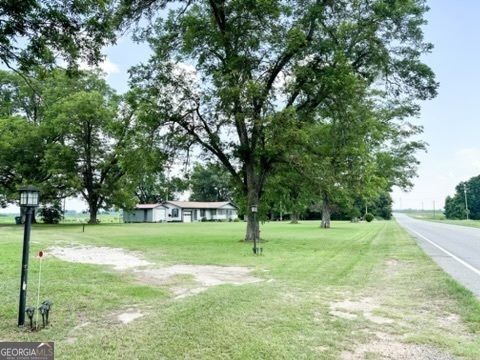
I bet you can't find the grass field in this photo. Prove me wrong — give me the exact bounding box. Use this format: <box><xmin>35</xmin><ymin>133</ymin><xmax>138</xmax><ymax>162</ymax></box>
<box><xmin>0</xmin><ymin>213</ymin><xmax>122</xmax><ymax>224</ymax></box>
<box><xmin>1</xmin><ymin>221</ymin><xmax>479</xmax><ymax>359</ymax></box>
<box><xmin>401</xmin><ymin>210</ymin><xmax>446</xmax><ymax>221</ymax></box>
<box><xmin>400</xmin><ymin>211</ymin><xmax>480</xmax><ymax>229</ymax></box>
<box><xmin>417</xmin><ymin>218</ymin><xmax>480</xmax><ymax>229</ymax></box>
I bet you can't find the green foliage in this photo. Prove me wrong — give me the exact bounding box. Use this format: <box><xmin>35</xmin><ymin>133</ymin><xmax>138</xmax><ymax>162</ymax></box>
<box><xmin>0</xmin><ymin>69</ymin><xmax>109</xmax><ymax>205</ymax></box>
<box><xmin>0</xmin><ymin>69</ymin><xmax>164</xmax><ymax>223</ymax></box>
<box><xmin>444</xmin><ymin>176</ymin><xmax>480</xmax><ymax>220</ymax></box>
<box><xmin>189</xmin><ymin>163</ymin><xmax>234</xmax><ymax>202</ymax></box>
<box><xmin>368</xmin><ymin>193</ymin><xmax>393</xmax><ymax>220</ymax></box>
<box><xmin>365</xmin><ymin>213</ymin><xmax>374</xmax><ymax>222</ymax></box>
<box><xmin>0</xmin><ymin>1</ymin><xmax>115</xmax><ymax>71</ymax></box>
<box><xmin>38</xmin><ymin>204</ymin><xmax>63</xmax><ymax>224</ymax></box>
<box><xmin>135</xmin><ymin>172</ymin><xmax>186</xmax><ymax>204</ymax></box>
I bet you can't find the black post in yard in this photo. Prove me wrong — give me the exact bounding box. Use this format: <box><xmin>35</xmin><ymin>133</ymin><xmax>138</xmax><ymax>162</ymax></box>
<box><xmin>251</xmin><ymin>205</ymin><xmax>258</xmax><ymax>254</ymax></box>
<box><xmin>253</xmin><ymin>210</ymin><xmax>257</xmax><ymax>254</ymax></box>
<box><xmin>18</xmin><ymin>207</ymin><xmax>33</xmax><ymax>326</ymax></box>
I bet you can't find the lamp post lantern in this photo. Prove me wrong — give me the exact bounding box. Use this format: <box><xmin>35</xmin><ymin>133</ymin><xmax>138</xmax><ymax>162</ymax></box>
<box><xmin>18</xmin><ymin>185</ymin><xmax>39</xmax><ymax>326</ymax></box>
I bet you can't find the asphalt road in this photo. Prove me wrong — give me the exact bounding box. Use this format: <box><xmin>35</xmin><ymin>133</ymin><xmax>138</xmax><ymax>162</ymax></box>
<box><xmin>395</xmin><ymin>213</ymin><xmax>480</xmax><ymax>298</ymax></box>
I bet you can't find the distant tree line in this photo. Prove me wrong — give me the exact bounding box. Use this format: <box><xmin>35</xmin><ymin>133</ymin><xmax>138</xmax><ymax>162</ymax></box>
<box><xmin>444</xmin><ymin>175</ymin><xmax>480</xmax><ymax>220</ymax></box>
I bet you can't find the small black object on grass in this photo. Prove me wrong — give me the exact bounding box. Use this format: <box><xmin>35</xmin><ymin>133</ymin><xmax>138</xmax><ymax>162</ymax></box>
<box><xmin>253</xmin><ymin>247</ymin><xmax>263</xmax><ymax>255</ymax></box>
<box><xmin>25</xmin><ymin>307</ymin><xmax>36</xmax><ymax>330</ymax></box>
<box><xmin>39</xmin><ymin>300</ymin><xmax>52</xmax><ymax>328</ymax></box>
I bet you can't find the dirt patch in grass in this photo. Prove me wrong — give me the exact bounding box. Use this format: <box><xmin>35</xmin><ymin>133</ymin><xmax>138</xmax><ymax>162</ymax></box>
<box><xmin>49</xmin><ymin>246</ymin><xmax>152</xmax><ymax>270</ymax></box>
<box><xmin>329</xmin><ymin>310</ymin><xmax>358</xmax><ymax>320</ymax></box>
<box><xmin>117</xmin><ymin>308</ymin><xmax>144</xmax><ymax>324</ymax></box>
<box><xmin>136</xmin><ymin>265</ymin><xmax>262</xmax><ymax>298</ymax></box>
<box><xmin>49</xmin><ymin>246</ymin><xmax>262</xmax><ymax>298</ymax></box>
<box><xmin>330</xmin><ymin>297</ymin><xmax>394</xmax><ymax>325</ymax></box>
<box><xmin>341</xmin><ymin>332</ymin><xmax>456</xmax><ymax>360</ymax></box>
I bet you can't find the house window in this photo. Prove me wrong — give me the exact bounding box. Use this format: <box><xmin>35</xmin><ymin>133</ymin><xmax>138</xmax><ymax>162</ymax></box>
<box><xmin>200</xmin><ymin>209</ymin><xmax>205</xmax><ymax>217</ymax></box>
<box><xmin>172</xmin><ymin>208</ymin><xmax>179</xmax><ymax>217</ymax></box>
<box><xmin>211</xmin><ymin>209</ymin><xmax>216</xmax><ymax>216</ymax></box>
<box><xmin>218</xmin><ymin>209</ymin><xmax>225</xmax><ymax>215</ymax></box>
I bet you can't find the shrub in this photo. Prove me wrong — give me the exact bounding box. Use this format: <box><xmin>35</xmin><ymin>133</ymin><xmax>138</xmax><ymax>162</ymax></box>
<box><xmin>38</xmin><ymin>205</ymin><xmax>63</xmax><ymax>224</ymax></box>
<box><xmin>365</xmin><ymin>213</ymin><xmax>374</xmax><ymax>222</ymax></box>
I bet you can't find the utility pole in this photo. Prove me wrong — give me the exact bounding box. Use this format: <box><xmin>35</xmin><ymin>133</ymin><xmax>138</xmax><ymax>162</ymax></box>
<box><xmin>464</xmin><ymin>183</ymin><xmax>469</xmax><ymax>220</ymax></box>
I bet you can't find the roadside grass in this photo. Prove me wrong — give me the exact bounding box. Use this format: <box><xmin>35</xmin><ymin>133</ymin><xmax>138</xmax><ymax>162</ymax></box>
<box><xmin>0</xmin><ymin>221</ymin><xmax>479</xmax><ymax>359</ymax></box>
<box><xmin>425</xmin><ymin>219</ymin><xmax>480</xmax><ymax>229</ymax></box>
<box><xmin>400</xmin><ymin>210</ymin><xmax>446</xmax><ymax>221</ymax></box>
<box><xmin>400</xmin><ymin>211</ymin><xmax>480</xmax><ymax>229</ymax></box>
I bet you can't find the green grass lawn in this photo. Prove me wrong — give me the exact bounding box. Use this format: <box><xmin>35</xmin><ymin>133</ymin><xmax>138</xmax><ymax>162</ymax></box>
<box><xmin>1</xmin><ymin>221</ymin><xmax>479</xmax><ymax>359</ymax></box>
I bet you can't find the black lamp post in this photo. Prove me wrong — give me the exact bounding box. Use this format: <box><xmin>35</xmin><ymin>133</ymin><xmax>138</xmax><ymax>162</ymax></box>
<box><xmin>18</xmin><ymin>185</ymin><xmax>39</xmax><ymax>327</ymax></box>
<box><xmin>251</xmin><ymin>205</ymin><xmax>258</xmax><ymax>254</ymax></box>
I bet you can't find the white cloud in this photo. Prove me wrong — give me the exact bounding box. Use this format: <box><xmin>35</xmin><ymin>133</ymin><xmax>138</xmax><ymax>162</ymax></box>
<box><xmin>99</xmin><ymin>58</ymin><xmax>121</xmax><ymax>76</ymax></box>
<box><xmin>78</xmin><ymin>57</ymin><xmax>120</xmax><ymax>76</ymax></box>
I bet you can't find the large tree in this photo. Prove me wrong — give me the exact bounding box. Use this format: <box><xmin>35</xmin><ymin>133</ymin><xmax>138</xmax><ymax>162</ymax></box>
<box><xmin>127</xmin><ymin>0</ymin><xmax>437</xmax><ymax>240</ymax></box>
<box><xmin>0</xmin><ymin>69</ymin><xmax>95</xmax><ymax>206</ymax></box>
<box><xmin>45</xmin><ymin>76</ymin><xmax>152</xmax><ymax>223</ymax></box>
<box><xmin>0</xmin><ymin>69</ymin><xmax>157</xmax><ymax>223</ymax></box>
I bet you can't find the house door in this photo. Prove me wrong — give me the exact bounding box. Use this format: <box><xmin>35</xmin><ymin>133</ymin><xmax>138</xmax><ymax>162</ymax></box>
<box><xmin>184</xmin><ymin>211</ymin><xmax>192</xmax><ymax>223</ymax></box>
<box><xmin>143</xmin><ymin>209</ymin><xmax>148</xmax><ymax>222</ymax></box>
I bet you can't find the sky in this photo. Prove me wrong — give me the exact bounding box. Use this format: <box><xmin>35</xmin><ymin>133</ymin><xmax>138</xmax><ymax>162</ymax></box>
<box><xmin>390</xmin><ymin>0</ymin><xmax>480</xmax><ymax>209</ymax></box>
<box><xmin>2</xmin><ymin>0</ymin><xmax>478</xmax><ymax>213</ymax></box>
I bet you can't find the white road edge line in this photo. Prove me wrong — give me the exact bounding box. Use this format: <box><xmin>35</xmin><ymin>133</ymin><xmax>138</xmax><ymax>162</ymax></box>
<box><xmin>407</xmin><ymin>227</ymin><xmax>480</xmax><ymax>277</ymax></box>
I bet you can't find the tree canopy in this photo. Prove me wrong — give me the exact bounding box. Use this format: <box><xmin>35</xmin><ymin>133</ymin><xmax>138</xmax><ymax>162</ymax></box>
<box><xmin>0</xmin><ymin>0</ymin><xmax>115</xmax><ymax>72</ymax></box>
<box><xmin>189</xmin><ymin>162</ymin><xmax>233</xmax><ymax>202</ymax></box>
<box><xmin>127</xmin><ymin>0</ymin><xmax>437</xmax><ymax>240</ymax></box>
<box><xmin>0</xmin><ymin>69</ymin><xmax>162</xmax><ymax>223</ymax></box>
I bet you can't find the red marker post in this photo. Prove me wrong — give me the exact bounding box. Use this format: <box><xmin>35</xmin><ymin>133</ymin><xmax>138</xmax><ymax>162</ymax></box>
<box><xmin>35</xmin><ymin>250</ymin><xmax>45</xmax><ymax>329</ymax></box>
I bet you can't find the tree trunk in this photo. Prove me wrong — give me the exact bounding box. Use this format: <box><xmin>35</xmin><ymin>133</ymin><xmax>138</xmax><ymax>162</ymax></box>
<box><xmin>244</xmin><ymin>173</ymin><xmax>260</xmax><ymax>242</ymax></box>
<box><xmin>245</xmin><ymin>213</ymin><xmax>260</xmax><ymax>242</ymax></box>
<box><xmin>320</xmin><ymin>197</ymin><xmax>331</xmax><ymax>229</ymax></box>
<box><xmin>88</xmin><ymin>202</ymin><xmax>99</xmax><ymax>224</ymax></box>
<box><xmin>290</xmin><ymin>212</ymin><xmax>299</xmax><ymax>224</ymax></box>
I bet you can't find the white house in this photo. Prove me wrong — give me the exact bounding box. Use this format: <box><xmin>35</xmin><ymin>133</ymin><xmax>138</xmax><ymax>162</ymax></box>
<box><xmin>123</xmin><ymin>204</ymin><xmax>168</xmax><ymax>223</ymax></box>
<box><xmin>123</xmin><ymin>201</ymin><xmax>238</xmax><ymax>223</ymax></box>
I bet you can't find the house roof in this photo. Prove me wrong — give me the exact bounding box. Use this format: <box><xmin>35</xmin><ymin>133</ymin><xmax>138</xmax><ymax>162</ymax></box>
<box><xmin>134</xmin><ymin>204</ymin><xmax>165</xmax><ymax>209</ymax></box>
<box><xmin>165</xmin><ymin>201</ymin><xmax>236</xmax><ymax>209</ymax></box>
